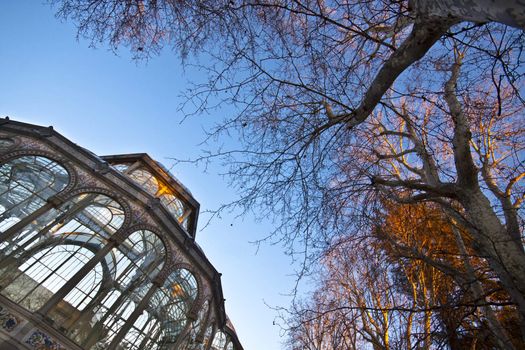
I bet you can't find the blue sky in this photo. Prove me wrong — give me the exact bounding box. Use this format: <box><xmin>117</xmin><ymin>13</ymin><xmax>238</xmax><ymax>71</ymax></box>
<box><xmin>0</xmin><ymin>1</ymin><xmax>298</xmax><ymax>349</ymax></box>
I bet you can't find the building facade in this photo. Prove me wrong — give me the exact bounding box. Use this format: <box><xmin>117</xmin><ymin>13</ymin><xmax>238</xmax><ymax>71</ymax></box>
<box><xmin>0</xmin><ymin>118</ymin><xmax>243</xmax><ymax>350</ymax></box>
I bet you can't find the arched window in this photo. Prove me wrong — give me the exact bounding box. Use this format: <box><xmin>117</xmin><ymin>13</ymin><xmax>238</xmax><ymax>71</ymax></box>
<box><xmin>0</xmin><ymin>193</ymin><xmax>124</xmax><ymax>313</ymax></box>
<box><xmin>76</xmin><ymin>230</ymin><xmax>167</xmax><ymax>349</ymax></box>
<box><xmin>163</xmin><ymin>268</ymin><xmax>199</xmax><ymax>335</ymax></box>
<box><xmin>0</xmin><ymin>155</ymin><xmax>69</xmax><ymax>232</ymax></box>
<box><xmin>114</xmin><ymin>164</ymin><xmax>191</xmax><ymax>231</ymax></box>
<box><xmin>226</xmin><ymin>341</ymin><xmax>234</xmax><ymax>350</ymax></box>
<box><xmin>115</xmin><ymin>302</ymin><xmax>163</xmax><ymax>350</ymax></box>
<box><xmin>117</xmin><ymin>268</ymin><xmax>199</xmax><ymax>349</ymax></box>
<box><xmin>211</xmin><ymin>331</ymin><xmax>227</xmax><ymax>350</ymax></box>
<box><xmin>129</xmin><ymin>169</ymin><xmax>159</xmax><ymax>196</ymax></box>
<box><xmin>179</xmin><ymin>300</ymin><xmax>210</xmax><ymax>349</ymax></box>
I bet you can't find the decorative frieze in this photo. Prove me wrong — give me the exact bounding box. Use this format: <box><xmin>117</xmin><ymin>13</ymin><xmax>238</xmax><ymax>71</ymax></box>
<box><xmin>0</xmin><ymin>305</ymin><xmax>19</xmax><ymax>332</ymax></box>
<box><xmin>25</xmin><ymin>329</ymin><xmax>67</xmax><ymax>350</ymax></box>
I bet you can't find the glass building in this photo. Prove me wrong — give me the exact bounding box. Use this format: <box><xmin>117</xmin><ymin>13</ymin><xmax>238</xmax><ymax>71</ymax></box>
<box><xmin>0</xmin><ymin>118</ymin><xmax>243</xmax><ymax>350</ymax></box>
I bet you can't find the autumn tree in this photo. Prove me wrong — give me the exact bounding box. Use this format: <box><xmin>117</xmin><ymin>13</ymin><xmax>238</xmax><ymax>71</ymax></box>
<box><xmin>50</xmin><ymin>0</ymin><xmax>525</xmax><ymax>329</ymax></box>
<box><xmin>286</xmin><ymin>201</ymin><xmax>522</xmax><ymax>349</ymax></box>
<box><xmin>379</xmin><ymin>201</ymin><xmax>522</xmax><ymax>349</ymax></box>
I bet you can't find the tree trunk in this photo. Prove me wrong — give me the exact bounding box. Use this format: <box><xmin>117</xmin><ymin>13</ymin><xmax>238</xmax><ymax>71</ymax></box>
<box><xmin>411</xmin><ymin>0</ymin><xmax>525</xmax><ymax>30</ymax></box>
<box><xmin>460</xmin><ymin>189</ymin><xmax>525</xmax><ymax>324</ymax></box>
<box><xmin>444</xmin><ymin>53</ymin><xmax>525</xmax><ymax>327</ymax></box>
<box><xmin>451</xmin><ymin>224</ymin><xmax>518</xmax><ymax>350</ymax></box>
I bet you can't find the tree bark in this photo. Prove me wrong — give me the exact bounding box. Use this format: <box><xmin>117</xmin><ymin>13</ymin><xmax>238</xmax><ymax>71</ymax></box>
<box><xmin>342</xmin><ymin>18</ymin><xmax>456</xmax><ymax>128</ymax></box>
<box><xmin>459</xmin><ymin>189</ymin><xmax>525</xmax><ymax>324</ymax></box>
<box><xmin>411</xmin><ymin>0</ymin><xmax>525</xmax><ymax>30</ymax></box>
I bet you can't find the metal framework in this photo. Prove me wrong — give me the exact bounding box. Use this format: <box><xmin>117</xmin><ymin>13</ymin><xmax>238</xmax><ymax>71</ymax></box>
<box><xmin>0</xmin><ymin>118</ymin><xmax>243</xmax><ymax>350</ymax></box>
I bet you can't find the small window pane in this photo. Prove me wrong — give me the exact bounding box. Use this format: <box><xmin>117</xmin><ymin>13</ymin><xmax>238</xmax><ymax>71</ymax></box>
<box><xmin>160</xmin><ymin>194</ymin><xmax>190</xmax><ymax>230</ymax></box>
<box><xmin>211</xmin><ymin>331</ymin><xmax>227</xmax><ymax>350</ymax></box>
<box><xmin>128</xmin><ymin>169</ymin><xmax>159</xmax><ymax>196</ymax></box>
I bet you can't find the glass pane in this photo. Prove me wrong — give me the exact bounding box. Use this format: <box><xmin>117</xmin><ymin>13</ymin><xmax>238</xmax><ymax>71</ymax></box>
<box><xmin>1</xmin><ymin>244</ymin><xmax>98</xmax><ymax>312</ymax></box>
<box><xmin>0</xmin><ymin>193</ymin><xmax>124</xmax><ymax>318</ymax></box>
<box><xmin>117</xmin><ymin>268</ymin><xmax>199</xmax><ymax>349</ymax></box>
<box><xmin>128</xmin><ymin>169</ymin><xmax>159</xmax><ymax>196</ymax></box>
<box><xmin>202</xmin><ymin>325</ymin><xmax>214</xmax><ymax>350</ymax></box>
<box><xmin>80</xmin><ymin>230</ymin><xmax>166</xmax><ymax>349</ymax></box>
<box><xmin>0</xmin><ymin>156</ymin><xmax>69</xmax><ymax>233</ymax></box>
<box><xmin>179</xmin><ymin>300</ymin><xmax>209</xmax><ymax>349</ymax></box>
<box><xmin>112</xmin><ymin>163</ymin><xmax>130</xmax><ymax>173</ymax></box>
<box><xmin>211</xmin><ymin>331</ymin><xmax>227</xmax><ymax>350</ymax></box>
<box><xmin>160</xmin><ymin>194</ymin><xmax>190</xmax><ymax>230</ymax></box>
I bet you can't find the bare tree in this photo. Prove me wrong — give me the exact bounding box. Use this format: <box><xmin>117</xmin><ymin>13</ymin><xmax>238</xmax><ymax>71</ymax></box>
<box><xmin>286</xmin><ymin>235</ymin><xmax>457</xmax><ymax>350</ymax></box>
<box><xmin>286</xmin><ymin>201</ymin><xmax>523</xmax><ymax>349</ymax></box>
<box><xmin>287</xmin><ymin>239</ymin><xmax>419</xmax><ymax>350</ymax></box>
<box><xmin>50</xmin><ymin>0</ymin><xmax>525</xmax><ymax>332</ymax></box>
